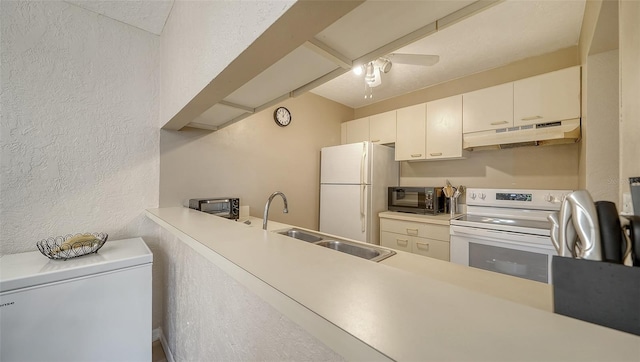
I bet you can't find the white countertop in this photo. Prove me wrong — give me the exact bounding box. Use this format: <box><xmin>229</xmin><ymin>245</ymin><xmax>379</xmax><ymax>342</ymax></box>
<box><xmin>379</xmin><ymin>210</ymin><xmax>457</xmax><ymax>225</ymax></box>
<box><xmin>147</xmin><ymin>207</ymin><xmax>640</xmax><ymax>361</ymax></box>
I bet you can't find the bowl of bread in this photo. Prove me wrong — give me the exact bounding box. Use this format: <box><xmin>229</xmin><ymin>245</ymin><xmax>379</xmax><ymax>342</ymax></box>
<box><xmin>37</xmin><ymin>232</ymin><xmax>108</xmax><ymax>260</ymax></box>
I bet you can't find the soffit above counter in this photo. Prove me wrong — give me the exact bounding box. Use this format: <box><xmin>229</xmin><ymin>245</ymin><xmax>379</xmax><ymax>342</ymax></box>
<box><xmin>163</xmin><ymin>0</ymin><xmax>498</xmax><ymax>131</ymax></box>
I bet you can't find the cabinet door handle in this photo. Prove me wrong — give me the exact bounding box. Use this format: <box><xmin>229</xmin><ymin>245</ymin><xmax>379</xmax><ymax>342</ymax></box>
<box><xmin>430</xmin><ymin>152</ymin><xmax>442</xmax><ymax>156</ymax></box>
<box><xmin>406</xmin><ymin>228</ymin><xmax>418</xmax><ymax>236</ymax></box>
<box><xmin>371</xmin><ymin>139</ymin><xmax>380</xmax><ymax>142</ymax></box>
<box><xmin>490</xmin><ymin>121</ymin><xmax>508</xmax><ymax>125</ymax></box>
<box><xmin>520</xmin><ymin>115</ymin><xmax>543</xmax><ymax>121</ymax></box>
<box><xmin>396</xmin><ymin>239</ymin><xmax>409</xmax><ymax>246</ymax></box>
<box><xmin>410</xmin><ymin>154</ymin><xmax>422</xmax><ymax>158</ymax></box>
<box><xmin>416</xmin><ymin>242</ymin><xmax>430</xmax><ymax>251</ymax></box>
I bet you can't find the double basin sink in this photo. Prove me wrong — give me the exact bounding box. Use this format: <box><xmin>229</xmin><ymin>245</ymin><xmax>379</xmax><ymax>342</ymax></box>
<box><xmin>275</xmin><ymin>228</ymin><xmax>396</xmax><ymax>262</ymax></box>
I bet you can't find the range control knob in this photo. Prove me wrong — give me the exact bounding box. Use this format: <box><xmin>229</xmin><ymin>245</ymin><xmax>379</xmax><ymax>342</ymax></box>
<box><xmin>479</xmin><ymin>193</ymin><xmax>486</xmax><ymax>200</ymax></box>
<box><xmin>470</xmin><ymin>193</ymin><xmax>477</xmax><ymax>200</ymax></box>
<box><xmin>545</xmin><ymin>194</ymin><xmax>561</xmax><ymax>203</ymax></box>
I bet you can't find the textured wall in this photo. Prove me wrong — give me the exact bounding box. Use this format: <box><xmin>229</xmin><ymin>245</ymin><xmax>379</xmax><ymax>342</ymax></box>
<box><xmin>0</xmin><ymin>0</ymin><xmax>162</xmax><ymax>326</ymax></box>
<box><xmin>158</xmin><ymin>228</ymin><xmax>343</xmax><ymax>361</ymax></box>
<box><xmin>619</xmin><ymin>0</ymin><xmax>640</xmax><ymax>207</ymax></box>
<box><xmin>584</xmin><ymin>50</ymin><xmax>619</xmax><ymax>204</ymax></box>
<box><xmin>159</xmin><ymin>92</ymin><xmax>353</xmax><ymax>230</ymax></box>
<box><xmin>160</xmin><ymin>0</ymin><xmax>294</xmax><ymax>125</ymax></box>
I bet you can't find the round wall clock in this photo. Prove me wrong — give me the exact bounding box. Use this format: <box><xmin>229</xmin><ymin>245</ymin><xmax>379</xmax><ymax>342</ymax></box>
<box><xmin>273</xmin><ymin>106</ymin><xmax>292</xmax><ymax>127</ymax></box>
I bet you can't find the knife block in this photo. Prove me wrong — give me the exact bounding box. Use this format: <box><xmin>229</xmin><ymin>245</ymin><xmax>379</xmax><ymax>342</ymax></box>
<box><xmin>552</xmin><ymin>256</ymin><xmax>640</xmax><ymax>336</ymax></box>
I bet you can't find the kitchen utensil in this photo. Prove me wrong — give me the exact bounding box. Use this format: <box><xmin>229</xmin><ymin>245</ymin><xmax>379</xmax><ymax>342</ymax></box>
<box><xmin>443</xmin><ymin>184</ymin><xmax>454</xmax><ymax>198</ymax></box>
<box><xmin>595</xmin><ymin>201</ymin><xmax>625</xmax><ymax>264</ymax></box>
<box><xmin>624</xmin><ymin>215</ymin><xmax>640</xmax><ymax>266</ymax></box>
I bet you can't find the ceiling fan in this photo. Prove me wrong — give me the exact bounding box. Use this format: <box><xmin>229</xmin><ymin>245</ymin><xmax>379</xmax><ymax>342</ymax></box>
<box><xmin>354</xmin><ymin>53</ymin><xmax>440</xmax><ymax>99</ymax></box>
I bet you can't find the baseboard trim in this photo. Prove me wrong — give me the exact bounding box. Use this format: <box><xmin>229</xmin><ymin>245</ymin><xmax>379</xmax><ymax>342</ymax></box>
<box><xmin>152</xmin><ymin>327</ymin><xmax>175</xmax><ymax>362</ymax></box>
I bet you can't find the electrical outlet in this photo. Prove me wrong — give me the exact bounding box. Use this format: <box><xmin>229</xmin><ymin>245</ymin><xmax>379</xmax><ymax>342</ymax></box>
<box><xmin>622</xmin><ymin>192</ymin><xmax>633</xmax><ymax>215</ymax></box>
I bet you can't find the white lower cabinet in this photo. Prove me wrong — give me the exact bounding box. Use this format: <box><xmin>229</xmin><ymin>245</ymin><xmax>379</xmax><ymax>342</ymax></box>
<box><xmin>380</xmin><ymin>218</ymin><xmax>450</xmax><ymax>261</ymax></box>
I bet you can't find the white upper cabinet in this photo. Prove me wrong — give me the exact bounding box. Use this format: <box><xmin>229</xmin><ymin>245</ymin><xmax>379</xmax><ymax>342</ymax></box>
<box><xmin>462</xmin><ymin>83</ymin><xmax>514</xmax><ymax>133</ymax></box>
<box><xmin>426</xmin><ymin>95</ymin><xmax>463</xmax><ymax>159</ymax></box>
<box><xmin>514</xmin><ymin>66</ymin><xmax>581</xmax><ymax>126</ymax></box>
<box><xmin>396</xmin><ymin>103</ymin><xmax>426</xmax><ymax>161</ymax></box>
<box><xmin>345</xmin><ymin>117</ymin><xmax>370</xmax><ymax>144</ymax></box>
<box><xmin>369</xmin><ymin>111</ymin><xmax>396</xmax><ymax>145</ymax></box>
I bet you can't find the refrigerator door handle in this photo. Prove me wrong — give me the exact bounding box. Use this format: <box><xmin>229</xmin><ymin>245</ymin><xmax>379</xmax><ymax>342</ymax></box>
<box><xmin>360</xmin><ymin>142</ymin><xmax>366</xmax><ymax>185</ymax></box>
<box><xmin>361</xmin><ymin>184</ymin><xmax>366</xmax><ymax>232</ymax></box>
<box><xmin>360</xmin><ymin>142</ymin><xmax>366</xmax><ymax>233</ymax></box>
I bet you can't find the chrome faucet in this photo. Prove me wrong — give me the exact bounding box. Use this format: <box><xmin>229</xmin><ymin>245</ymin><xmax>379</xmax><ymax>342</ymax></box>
<box><xmin>263</xmin><ymin>191</ymin><xmax>288</xmax><ymax>230</ymax></box>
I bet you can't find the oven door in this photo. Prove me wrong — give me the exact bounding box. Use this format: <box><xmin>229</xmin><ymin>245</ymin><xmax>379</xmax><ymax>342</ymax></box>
<box><xmin>450</xmin><ymin>225</ymin><xmax>557</xmax><ymax>283</ymax></box>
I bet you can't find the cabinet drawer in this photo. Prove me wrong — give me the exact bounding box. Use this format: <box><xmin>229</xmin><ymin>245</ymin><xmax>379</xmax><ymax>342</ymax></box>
<box><xmin>380</xmin><ymin>231</ymin><xmax>412</xmax><ymax>253</ymax></box>
<box><xmin>380</xmin><ymin>218</ymin><xmax>450</xmax><ymax>241</ymax></box>
<box><xmin>411</xmin><ymin>238</ymin><xmax>450</xmax><ymax>261</ymax></box>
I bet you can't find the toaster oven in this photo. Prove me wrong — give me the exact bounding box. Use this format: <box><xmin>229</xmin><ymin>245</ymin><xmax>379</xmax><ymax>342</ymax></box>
<box><xmin>388</xmin><ymin>187</ymin><xmax>445</xmax><ymax>215</ymax></box>
<box><xmin>188</xmin><ymin>198</ymin><xmax>240</xmax><ymax>220</ymax></box>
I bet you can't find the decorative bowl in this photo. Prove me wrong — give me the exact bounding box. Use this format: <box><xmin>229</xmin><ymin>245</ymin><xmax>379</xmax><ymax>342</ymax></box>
<box><xmin>36</xmin><ymin>232</ymin><xmax>108</xmax><ymax>260</ymax></box>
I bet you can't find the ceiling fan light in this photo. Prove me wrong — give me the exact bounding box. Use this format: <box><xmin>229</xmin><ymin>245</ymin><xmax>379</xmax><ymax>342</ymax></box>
<box><xmin>370</xmin><ymin>66</ymin><xmax>382</xmax><ymax>87</ymax></box>
<box><xmin>364</xmin><ymin>62</ymin><xmax>375</xmax><ymax>84</ymax></box>
<box><xmin>352</xmin><ymin>65</ymin><xmax>363</xmax><ymax>76</ymax></box>
<box><xmin>379</xmin><ymin>58</ymin><xmax>392</xmax><ymax>73</ymax></box>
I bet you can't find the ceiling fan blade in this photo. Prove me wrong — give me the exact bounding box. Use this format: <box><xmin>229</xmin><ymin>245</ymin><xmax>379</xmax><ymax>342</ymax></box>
<box><xmin>388</xmin><ymin>53</ymin><xmax>440</xmax><ymax>66</ymax></box>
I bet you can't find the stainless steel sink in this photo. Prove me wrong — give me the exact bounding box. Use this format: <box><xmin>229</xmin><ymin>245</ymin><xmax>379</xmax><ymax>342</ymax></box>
<box><xmin>274</xmin><ymin>228</ymin><xmax>396</xmax><ymax>262</ymax></box>
<box><xmin>277</xmin><ymin>228</ymin><xmax>323</xmax><ymax>243</ymax></box>
<box><xmin>316</xmin><ymin>240</ymin><xmax>395</xmax><ymax>262</ymax></box>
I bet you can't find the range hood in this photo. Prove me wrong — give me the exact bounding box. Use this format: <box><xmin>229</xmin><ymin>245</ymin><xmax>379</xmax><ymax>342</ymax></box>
<box><xmin>463</xmin><ymin>118</ymin><xmax>581</xmax><ymax>151</ymax></box>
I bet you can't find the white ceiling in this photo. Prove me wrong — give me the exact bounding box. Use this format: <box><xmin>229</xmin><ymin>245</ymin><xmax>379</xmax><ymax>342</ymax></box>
<box><xmin>62</xmin><ymin>0</ymin><xmax>588</xmax><ymax>129</ymax></box>
<box><xmin>66</xmin><ymin>0</ymin><xmax>173</xmax><ymax>35</ymax></box>
<box><xmin>311</xmin><ymin>0</ymin><xmax>586</xmax><ymax>109</ymax></box>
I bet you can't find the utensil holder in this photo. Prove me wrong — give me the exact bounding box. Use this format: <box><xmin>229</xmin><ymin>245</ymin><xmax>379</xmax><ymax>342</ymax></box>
<box><xmin>552</xmin><ymin>256</ymin><xmax>640</xmax><ymax>336</ymax></box>
<box><xmin>449</xmin><ymin>197</ymin><xmax>456</xmax><ymax>217</ymax></box>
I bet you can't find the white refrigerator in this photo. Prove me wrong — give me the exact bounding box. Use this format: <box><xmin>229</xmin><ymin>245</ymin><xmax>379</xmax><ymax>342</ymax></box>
<box><xmin>320</xmin><ymin>142</ymin><xmax>399</xmax><ymax>245</ymax></box>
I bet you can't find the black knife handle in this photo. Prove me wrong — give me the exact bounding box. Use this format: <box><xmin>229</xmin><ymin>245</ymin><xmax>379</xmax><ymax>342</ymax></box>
<box><xmin>595</xmin><ymin>201</ymin><xmax>624</xmax><ymax>263</ymax></box>
<box><xmin>625</xmin><ymin>215</ymin><xmax>640</xmax><ymax>267</ymax></box>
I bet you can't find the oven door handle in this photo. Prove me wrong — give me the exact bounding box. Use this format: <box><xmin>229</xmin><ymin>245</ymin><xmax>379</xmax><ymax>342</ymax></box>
<box><xmin>451</xmin><ymin>225</ymin><xmax>556</xmax><ymax>252</ymax></box>
<box><xmin>451</xmin><ymin>225</ymin><xmax>514</xmax><ymax>238</ymax></box>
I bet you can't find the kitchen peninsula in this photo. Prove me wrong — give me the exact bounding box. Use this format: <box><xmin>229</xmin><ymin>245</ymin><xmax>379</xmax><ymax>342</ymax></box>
<box><xmin>146</xmin><ymin>207</ymin><xmax>640</xmax><ymax>361</ymax></box>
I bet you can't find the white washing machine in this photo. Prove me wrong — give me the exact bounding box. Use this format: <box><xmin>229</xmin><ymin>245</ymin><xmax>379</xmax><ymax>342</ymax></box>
<box><xmin>0</xmin><ymin>237</ymin><xmax>153</xmax><ymax>362</ymax></box>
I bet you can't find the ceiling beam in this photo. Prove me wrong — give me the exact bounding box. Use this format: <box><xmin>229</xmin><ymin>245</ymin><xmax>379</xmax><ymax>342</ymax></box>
<box><xmin>291</xmin><ymin>68</ymin><xmax>349</xmax><ymax>98</ymax></box>
<box><xmin>437</xmin><ymin>0</ymin><xmax>504</xmax><ymax>30</ymax></box>
<box><xmin>185</xmin><ymin>122</ymin><xmax>219</xmax><ymax>131</ymax></box>
<box><xmin>218</xmin><ymin>100</ymin><xmax>255</xmax><ymax>114</ymax></box>
<box><xmin>303</xmin><ymin>39</ymin><xmax>352</xmax><ymax>69</ymax></box>
<box><xmin>162</xmin><ymin>0</ymin><xmax>365</xmax><ymax>130</ymax></box>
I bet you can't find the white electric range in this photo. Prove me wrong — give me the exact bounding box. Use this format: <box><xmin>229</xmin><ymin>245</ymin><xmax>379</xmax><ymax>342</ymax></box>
<box><xmin>450</xmin><ymin>188</ymin><xmax>572</xmax><ymax>283</ymax></box>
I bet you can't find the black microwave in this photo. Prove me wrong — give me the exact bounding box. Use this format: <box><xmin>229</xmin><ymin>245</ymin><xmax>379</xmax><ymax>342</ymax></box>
<box><xmin>188</xmin><ymin>198</ymin><xmax>240</xmax><ymax>220</ymax></box>
<box><xmin>388</xmin><ymin>187</ymin><xmax>445</xmax><ymax>215</ymax></box>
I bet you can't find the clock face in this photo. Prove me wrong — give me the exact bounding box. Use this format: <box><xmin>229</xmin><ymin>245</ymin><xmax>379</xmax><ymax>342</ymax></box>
<box><xmin>274</xmin><ymin>107</ymin><xmax>291</xmax><ymax>127</ymax></box>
